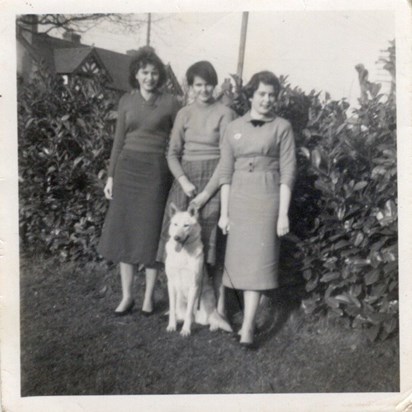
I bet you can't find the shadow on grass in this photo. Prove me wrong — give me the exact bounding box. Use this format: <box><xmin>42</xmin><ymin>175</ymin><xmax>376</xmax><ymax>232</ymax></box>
<box><xmin>225</xmin><ymin>278</ymin><xmax>306</xmax><ymax>348</ymax></box>
<box><xmin>20</xmin><ymin>253</ymin><xmax>400</xmax><ymax>395</ymax></box>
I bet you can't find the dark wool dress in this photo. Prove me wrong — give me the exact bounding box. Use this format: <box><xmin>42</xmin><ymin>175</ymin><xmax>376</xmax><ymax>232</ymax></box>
<box><xmin>98</xmin><ymin>90</ymin><xmax>180</xmax><ymax>266</ymax></box>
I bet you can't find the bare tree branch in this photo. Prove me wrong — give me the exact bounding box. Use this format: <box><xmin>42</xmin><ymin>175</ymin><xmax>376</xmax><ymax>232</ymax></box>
<box><xmin>16</xmin><ymin>13</ymin><xmax>158</xmax><ymax>35</ymax></box>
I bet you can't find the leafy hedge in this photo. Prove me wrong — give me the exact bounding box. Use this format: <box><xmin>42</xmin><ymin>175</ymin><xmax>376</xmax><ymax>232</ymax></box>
<box><xmin>18</xmin><ymin>67</ymin><xmax>116</xmax><ymax>261</ymax></box>
<box><xmin>296</xmin><ymin>83</ymin><xmax>397</xmax><ymax>342</ymax></box>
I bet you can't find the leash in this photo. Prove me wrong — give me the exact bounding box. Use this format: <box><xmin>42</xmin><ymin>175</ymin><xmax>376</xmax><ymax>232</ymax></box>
<box><xmin>197</xmin><ymin>264</ymin><xmax>206</xmax><ymax>310</ymax></box>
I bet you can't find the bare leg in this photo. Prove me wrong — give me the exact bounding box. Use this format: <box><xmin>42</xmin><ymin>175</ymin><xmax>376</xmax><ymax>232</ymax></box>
<box><xmin>217</xmin><ymin>283</ymin><xmax>226</xmax><ymax>317</ymax></box>
<box><xmin>240</xmin><ymin>290</ymin><xmax>261</xmax><ymax>344</ymax></box>
<box><xmin>115</xmin><ymin>262</ymin><xmax>134</xmax><ymax>312</ymax></box>
<box><xmin>142</xmin><ymin>267</ymin><xmax>157</xmax><ymax>313</ymax></box>
<box><xmin>209</xmin><ymin>264</ymin><xmax>226</xmax><ymax>317</ymax></box>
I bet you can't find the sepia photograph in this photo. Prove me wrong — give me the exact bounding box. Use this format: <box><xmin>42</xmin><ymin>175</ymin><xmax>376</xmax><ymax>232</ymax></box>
<box><xmin>1</xmin><ymin>0</ymin><xmax>411</xmax><ymax>411</ymax></box>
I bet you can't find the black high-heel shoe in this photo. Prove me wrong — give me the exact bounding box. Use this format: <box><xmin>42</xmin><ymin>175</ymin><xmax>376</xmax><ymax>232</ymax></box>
<box><xmin>114</xmin><ymin>300</ymin><xmax>135</xmax><ymax>317</ymax></box>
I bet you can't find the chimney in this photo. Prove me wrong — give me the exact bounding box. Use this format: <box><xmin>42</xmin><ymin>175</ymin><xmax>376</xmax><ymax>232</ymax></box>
<box><xmin>63</xmin><ymin>30</ymin><xmax>81</xmax><ymax>45</ymax></box>
<box><xmin>18</xmin><ymin>14</ymin><xmax>38</xmax><ymax>43</ymax></box>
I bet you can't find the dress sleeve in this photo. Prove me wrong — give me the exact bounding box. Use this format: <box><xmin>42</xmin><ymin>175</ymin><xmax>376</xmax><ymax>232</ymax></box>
<box><xmin>219</xmin><ymin>108</ymin><xmax>237</xmax><ymax>145</ymax></box>
<box><xmin>279</xmin><ymin>122</ymin><xmax>297</xmax><ymax>190</ymax></box>
<box><xmin>107</xmin><ymin>94</ymin><xmax>127</xmax><ymax>177</ymax></box>
<box><xmin>218</xmin><ymin>125</ymin><xmax>236</xmax><ymax>186</ymax></box>
<box><xmin>167</xmin><ymin>108</ymin><xmax>186</xmax><ymax>180</ymax></box>
<box><xmin>202</xmin><ymin>108</ymin><xmax>238</xmax><ymax>196</ymax></box>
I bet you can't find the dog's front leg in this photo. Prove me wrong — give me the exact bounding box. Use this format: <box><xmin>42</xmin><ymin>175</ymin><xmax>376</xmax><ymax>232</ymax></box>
<box><xmin>166</xmin><ymin>280</ymin><xmax>177</xmax><ymax>332</ymax></box>
<box><xmin>181</xmin><ymin>286</ymin><xmax>199</xmax><ymax>336</ymax></box>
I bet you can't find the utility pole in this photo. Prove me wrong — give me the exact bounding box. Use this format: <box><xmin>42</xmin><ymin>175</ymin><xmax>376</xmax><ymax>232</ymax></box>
<box><xmin>146</xmin><ymin>13</ymin><xmax>151</xmax><ymax>46</ymax></box>
<box><xmin>236</xmin><ymin>12</ymin><xmax>249</xmax><ymax>81</ymax></box>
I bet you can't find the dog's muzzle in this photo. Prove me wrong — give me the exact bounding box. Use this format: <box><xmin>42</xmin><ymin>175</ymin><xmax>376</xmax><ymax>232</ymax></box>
<box><xmin>173</xmin><ymin>235</ymin><xmax>188</xmax><ymax>244</ymax></box>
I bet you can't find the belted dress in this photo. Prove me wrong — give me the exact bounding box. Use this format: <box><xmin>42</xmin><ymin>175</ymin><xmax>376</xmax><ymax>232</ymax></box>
<box><xmin>218</xmin><ymin>112</ymin><xmax>296</xmax><ymax>290</ymax></box>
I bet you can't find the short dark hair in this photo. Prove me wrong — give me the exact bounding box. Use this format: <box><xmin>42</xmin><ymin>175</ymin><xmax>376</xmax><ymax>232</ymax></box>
<box><xmin>244</xmin><ymin>71</ymin><xmax>281</xmax><ymax>99</ymax></box>
<box><xmin>186</xmin><ymin>61</ymin><xmax>218</xmax><ymax>86</ymax></box>
<box><xmin>128</xmin><ymin>46</ymin><xmax>167</xmax><ymax>89</ymax></box>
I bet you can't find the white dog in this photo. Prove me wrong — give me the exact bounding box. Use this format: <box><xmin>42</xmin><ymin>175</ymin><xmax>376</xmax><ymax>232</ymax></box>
<box><xmin>165</xmin><ymin>203</ymin><xmax>233</xmax><ymax>336</ymax></box>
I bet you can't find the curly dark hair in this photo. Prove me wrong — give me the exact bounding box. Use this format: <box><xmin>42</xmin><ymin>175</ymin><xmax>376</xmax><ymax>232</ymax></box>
<box><xmin>128</xmin><ymin>46</ymin><xmax>167</xmax><ymax>89</ymax></box>
<box><xmin>243</xmin><ymin>71</ymin><xmax>281</xmax><ymax>99</ymax></box>
<box><xmin>186</xmin><ymin>61</ymin><xmax>218</xmax><ymax>86</ymax></box>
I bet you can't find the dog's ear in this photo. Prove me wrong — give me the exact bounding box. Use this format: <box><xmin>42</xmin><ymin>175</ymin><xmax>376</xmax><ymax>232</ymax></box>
<box><xmin>187</xmin><ymin>203</ymin><xmax>199</xmax><ymax>219</ymax></box>
<box><xmin>169</xmin><ymin>202</ymin><xmax>180</xmax><ymax>217</ymax></box>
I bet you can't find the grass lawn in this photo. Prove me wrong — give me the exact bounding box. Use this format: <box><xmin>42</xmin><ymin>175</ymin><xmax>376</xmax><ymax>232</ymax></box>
<box><xmin>20</xmin><ymin>255</ymin><xmax>399</xmax><ymax>396</ymax></box>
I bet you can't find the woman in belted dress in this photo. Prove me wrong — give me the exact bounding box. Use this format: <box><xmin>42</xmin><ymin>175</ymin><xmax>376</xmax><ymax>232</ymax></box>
<box><xmin>98</xmin><ymin>47</ymin><xmax>180</xmax><ymax>316</ymax></box>
<box><xmin>218</xmin><ymin>71</ymin><xmax>296</xmax><ymax>348</ymax></box>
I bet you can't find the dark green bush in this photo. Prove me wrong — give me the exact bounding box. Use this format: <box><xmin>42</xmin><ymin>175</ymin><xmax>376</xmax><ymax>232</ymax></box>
<box><xmin>18</xmin><ymin>66</ymin><xmax>117</xmax><ymax>261</ymax></box>
<box><xmin>298</xmin><ymin>83</ymin><xmax>397</xmax><ymax>341</ymax></box>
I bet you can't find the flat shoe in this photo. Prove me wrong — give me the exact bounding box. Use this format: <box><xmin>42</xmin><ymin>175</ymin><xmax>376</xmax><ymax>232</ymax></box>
<box><xmin>230</xmin><ymin>332</ymin><xmax>241</xmax><ymax>341</ymax></box>
<box><xmin>239</xmin><ymin>341</ymin><xmax>259</xmax><ymax>351</ymax></box>
<box><xmin>114</xmin><ymin>300</ymin><xmax>135</xmax><ymax>317</ymax></box>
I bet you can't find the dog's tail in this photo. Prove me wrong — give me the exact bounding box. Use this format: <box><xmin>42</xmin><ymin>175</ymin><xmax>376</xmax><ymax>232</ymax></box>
<box><xmin>209</xmin><ymin>309</ymin><xmax>233</xmax><ymax>332</ymax></box>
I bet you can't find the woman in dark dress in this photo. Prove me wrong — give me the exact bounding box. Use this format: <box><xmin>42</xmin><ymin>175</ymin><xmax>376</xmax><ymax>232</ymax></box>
<box><xmin>218</xmin><ymin>71</ymin><xmax>296</xmax><ymax>348</ymax></box>
<box><xmin>98</xmin><ymin>47</ymin><xmax>180</xmax><ymax>315</ymax></box>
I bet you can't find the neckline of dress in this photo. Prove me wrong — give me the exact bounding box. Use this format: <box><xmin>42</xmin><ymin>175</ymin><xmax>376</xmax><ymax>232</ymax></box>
<box><xmin>246</xmin><ymin>111</ymin><xmax>276</xmax><ymax>123</ymax></box>
<box><xmin>132</xmin><ymin>89</ymin><xmax>160</xmax><ymax>105</ymax></box>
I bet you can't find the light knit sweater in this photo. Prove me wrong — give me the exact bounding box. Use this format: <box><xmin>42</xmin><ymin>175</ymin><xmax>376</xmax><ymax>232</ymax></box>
<box><xmin>167</xmin><ymin>99</ymin><xmax>237</xmax><ymax>196</ymax></box>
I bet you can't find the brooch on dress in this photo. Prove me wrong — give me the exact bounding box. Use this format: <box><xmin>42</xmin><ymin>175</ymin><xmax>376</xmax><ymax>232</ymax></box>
<box><xmin>234</xmin><ymin>133</ymin><xmax>242</xmax><ymax>140</ymax></box>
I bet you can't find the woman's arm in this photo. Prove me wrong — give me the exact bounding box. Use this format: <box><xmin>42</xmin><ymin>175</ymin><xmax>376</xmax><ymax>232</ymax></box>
<box><xmin>217</xmin><ymin>125</ymin><xmax>235</xmax><ymax>233</ymax></box>
<box><xmin>218</xmin><ymin>183</ymin><xmax>231</xmax><ymax>234</ymax></box>
<box><xmin>104</xmin><ymin>95</ymin><xmax>127</xmax><ymax>199</ymax></box>
<box><xmin>277</xmin><ymin>184</ymin><xmax>292</xmax><ymax>236</ymax></box>
<box><xmin>277</xmin><ymin>121</ymin><xmax>297</xmax><ymax>236</ymax></box>
<box><xmin>107</xmin><ymin>95</ymin><xmax>127</xmax><ymax>178</ymax></box>
<box><xmin>167</xmin><ymin>109</ymin><xmax>197</xmax><ymax>198</ymax></box>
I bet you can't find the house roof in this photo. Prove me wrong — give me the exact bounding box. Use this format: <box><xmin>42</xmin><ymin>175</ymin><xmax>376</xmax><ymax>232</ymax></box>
<box><xmin>18</xmin><ymin>30</ymin><xmax>183</xmax><ymax>94</ymax></box>
<box><xmin>93</xmin><ymin>47</ymin><xmax>132</xmax><ymax>92</ymax></box>
<box><xmin>54</xmin><ymin>47</ymin><xmax>115</xmax><ymax>84</ymax></box>
<box><xmin>54</xmin><ymin>47</ymin><xmax>94</xmax><ymax>73</ymax></box>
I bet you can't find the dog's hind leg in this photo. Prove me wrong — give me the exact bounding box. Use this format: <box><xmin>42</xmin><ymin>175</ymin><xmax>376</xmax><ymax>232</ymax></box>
<box><xmin>209</xmin><ymin>310</ymin><xmax>233</xmax><ymax>332</ymax></box>
<box><xmin>166</xmin><ymin>280</ymin><xmax>177</xmax><ymax>332</ymax></box>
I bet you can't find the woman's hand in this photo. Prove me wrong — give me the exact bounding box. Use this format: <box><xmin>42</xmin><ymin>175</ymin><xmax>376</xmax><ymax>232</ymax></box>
<box><xmin>277</xmin><ymin>214</ymin><xmax>289</xmax><ymax>237</ymax></box>
<box><xmin>178</xmin><ymin>176</ymin><xmax>197</xmax><ymax>198</ymax></box>
<box><xmin>104</xmin><ymin>177</ymin><xmax>113</xmax><ymax>200</ymax></box>
<box><xmin>218</xmin><ymin>215</ymin><xmax>230</xmax><ymax>235</ymax></box>
<box><xmin>190</xmin><ymin>191</ymin><xmax>209</xmax><ymax>209</ymax></box>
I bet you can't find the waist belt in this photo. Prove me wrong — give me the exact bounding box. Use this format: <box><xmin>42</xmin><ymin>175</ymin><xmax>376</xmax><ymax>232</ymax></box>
<box><xmin>234</xmin><ymin>155</ymin><xmax>279</xmax><ymax>172</ymax></box>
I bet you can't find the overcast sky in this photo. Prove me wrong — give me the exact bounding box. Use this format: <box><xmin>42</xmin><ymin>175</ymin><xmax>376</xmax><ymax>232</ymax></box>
<box><xmin>74</xmin><ymin>11</ymin><xmax>393</xmax><ymax>106</ymax></box>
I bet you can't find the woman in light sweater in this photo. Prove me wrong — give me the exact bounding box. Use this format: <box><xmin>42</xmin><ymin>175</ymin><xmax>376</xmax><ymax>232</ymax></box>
<box><xmin>98</xmin><ymin>47</ymin><xmax>180</xmax><ymax>316</ymax></box>
<box><xmin>157</xmin><ymin>61</ymin><xmax>236</xmax><ymax>313</ymax></box>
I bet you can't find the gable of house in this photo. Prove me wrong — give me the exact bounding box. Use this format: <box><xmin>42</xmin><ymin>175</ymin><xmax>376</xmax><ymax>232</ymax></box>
<box><xmin>17</xmin><ymin>26</ymin><xmax>183</xmax><ymax>95</ymax></box>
